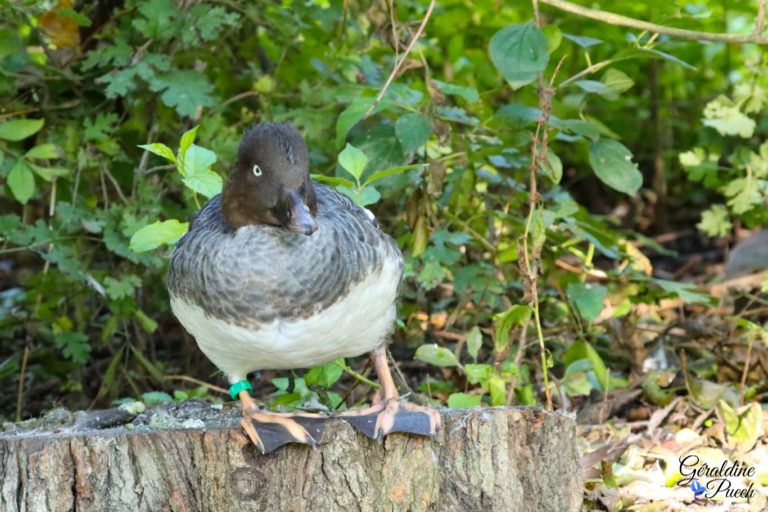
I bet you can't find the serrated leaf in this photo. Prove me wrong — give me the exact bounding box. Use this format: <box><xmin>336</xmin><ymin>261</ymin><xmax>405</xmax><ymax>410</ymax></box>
<box><xmin>139</xmin><ymin>142</ymin><xmax>176</xmax><ymax>163</ymax></box>
<box><xmin>702</xmin><ymin>96</ymin><xmax>755</xmax><ymax>138</ymax></box>
<box><xmin>395</xmin><ymin>113</ymin><xmax>432</xmax><ymax>153</ymax></box>
<box><xmin>54</xmin><ymin>332</ymin><xmax>91</xmax><ymax>364</ymax></box>
<box><xmin>0</xmin><ymin>119</ymin><xmax>44</xmax><ymax>141</ymax></box>
<box><xmin>7</xmin><ymin>160</ymin><xmax>35</xmax><ymax>203</ymax></box>
<box><xmin>566</xmin><ymin>283</ymin><xmax>606</xmax><ymax>324</ymax></box>
<box><xmin>129</xmin><ymin>219</ymin><xmax>189</xmax><ymax>252</ymax></box>
<box><xmin>338</xmin><ymin>143</ymin><xmax>368</xmax><ymax>180</ymax></box>
<box><xmin>466</xmin><ymin>326</ymin><xmax>482</xmax><ymax>361</ymax></box>
<box><xmin>414</xmin><ymin>344</ymin><xmax>459</xmax><ymax>367</ymax></box>
<box><xmin>149</xmin><ymin>71</ymin><xmax>214</xmax><ymax>117</ymax></box>
<box><xmin>589</xmin><ymin>139</ymin><xmax>643</xmax><ymax>196</ymax></box>
<box><xmin>25</xmin><ymin>144</ymin><xmax>58</xmax><ymax>159</ymax></box>
<box><xmin>489</xmin><ymin>23</ymin><xmax>549</xmax><ymax>89</ymax></box>
<box><xmin>697</xmin><ymin>205</ymin><xmax>732</xmax><ymax>237</ymax></box>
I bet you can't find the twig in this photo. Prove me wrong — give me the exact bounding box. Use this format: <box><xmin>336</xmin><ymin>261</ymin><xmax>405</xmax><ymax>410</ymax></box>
<box><xmin>162</xmin><ymin>374</ymin><xmax>228</xmax><ymax>395</ymax></box>
<box><xmin>540</xmin><ymin>0</ymin><xmax>768</xmax><ymax>45</ymax></box>
<box><xmin>15</xmin><ymin>347</ymin><xmax>29</xmax><ymax>422</ymax></box>
<box><xmin>754</xmin><ymin>0</ymin><xmax>767</xmax><ymax>36</ymax></box>
<box><xmin>363</xmin><ymin>0</ymin><xmax>436</xmax><ymax>119</ymax></box>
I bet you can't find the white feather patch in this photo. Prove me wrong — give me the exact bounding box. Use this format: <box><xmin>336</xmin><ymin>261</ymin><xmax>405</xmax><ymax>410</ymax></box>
<box><xmin>170</xmin><ymin>257</ymin><xmax>400</xmax><ymax>382</ymax></box>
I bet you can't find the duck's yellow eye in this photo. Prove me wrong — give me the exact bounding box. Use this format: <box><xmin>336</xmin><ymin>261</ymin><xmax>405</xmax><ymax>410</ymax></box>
<box><xmin>252</xmin><ymin>164</ymin><xmax>263</xmax><ymax>177</ymax></box>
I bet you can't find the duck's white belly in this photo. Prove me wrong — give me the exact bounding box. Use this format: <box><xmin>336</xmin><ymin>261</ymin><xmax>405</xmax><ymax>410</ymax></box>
<box><xmin>170</xmin><ymin>257</ymin><xmax>400</xmax><ymax>381</ymax></box>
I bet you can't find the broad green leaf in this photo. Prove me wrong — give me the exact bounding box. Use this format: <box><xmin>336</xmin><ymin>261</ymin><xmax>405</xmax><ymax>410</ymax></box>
<box><xmin>414</xmin><ymin>344</ymin><xmax>459</xmax><ymax>367</ymax></box>
<box><xmin>305</xmin><ymin>358</ymin><xmax>344</xmax><ymax>388</ymax></box>
<box><xmin>447</xmin><ymin>393</ymin><xmax>482</xmax><ymax>408</ymax></box>
<box><xmin>7</xmin><ymin>160</ymin><xmax>35</xmax><ymax>203</ymax></box>
<box><xmin>562</xmin><ymin>33</ymin><xmax>602</xmax><ymax>48</ymax></box>
<box><xmin>338</xmin><ymin>143</ymin><xmax>368</xmax><ymax>180</ymax></box>
<box><xmin>564</xmin><ymin>339</ymin><xmax>609</xmax><ymax>391</ymax></box>
<box><xmin>466</xmin><ymin>326</ymin><xmax>482</xmax><ymax>361</ymax></box>
<box><xmin>363</xmin><ymin>163</ymin><xmax>424</xmax><ymax>186</ymax></box>
<box><xmin>488</xmin><ymin>374</ymin><xmax>506</xmax><ymax>405</ymax></box>
<box><xmin>182</xmin><ymin>144</ymin><xmax>216</xmax><ymax>175</ymax></box>
<box><xmin>589</xmin><ymin>139</ymin><xmax>643</xmax><ymax>196</ymax></box>
<box><xmin>464</xmin><ymin>363</ymin><xmax>493</xmax><ymax>385</ymax></box>
<box><xmin>179</xmin><ymin>126</ymin><xmax>198</xmax><ymax>157</ymax></box>
<box><xmin>489</xmin><ymin>23</ymin><xmax>549</xmax><ymax>90</ymax></box>
<box><xmin>574</xmin><ymin>80</ymin><xmax>618</xmax><ymax>100</ymax></box>
<box><xmin>431</xmin><ymin>80</ymin><xmax>479</xmax><ymax>102</ymax></box>
<box><xmin>335</xmin><ymin>98</ymin><xmax>374</xmax><ymax>147</ymax></box>
<box><xmin>25</xmin><ymin>144</ymin><xmax>58</xmax><ymax>160</ymax></box>
<box><xmin>566</xmin><ymin>283</ymin><xmax>606</xmax><ymax>324</ymax></box>
<box><xmin>601</xmin><ymin>68</ymin><xmax>634</xmax><ymax>93</ymax></box>
<box><xmin>356</xmin><ymin>186</ymin><xmax>381</xmax><ymax>206</ymax></box>
<box><xmin>142</xmin><ymin>391</ymin><xmax>173</xmax><ymax>405</ymax></box>
<box><xmin>182</xmin><ymin>171</ymin><xmax>223</xmax><ymax>198</ymax></box>
<box><xmin>551</xmin><ymin>118</ymin><xmax>600</xmax><ymax>141</ymax></box>
<box><xmin>541</xmin><ymin>149</ymin><xmax>562</xmax><ymax>184</ymax></box>
<box><xmin>562</xmin><ymin>361</ymin><xmax>594</xmax><ymax>396</ymax></box>
<box><xmin>139</xmin><ymin>142</ymin><xmax>176</xmax><ymax>163</ymax></box>
<box><xmin>0</xmin><ymin>119</ymin><xmax>44</xmax><ymax>141</ymax></box>
<box><xmin>542</xmin><ymin>25</ymin><xmax>562</xmax><ymax>53</ymax></box>
<box><xmin>29</xmin><ymin>164</ymin><xmax>69</xmax><ymax>182</ymax></box>
<box><xmin>395</xmin><ymin>113</ymin><xmax>432</xmax><ymax>153</ymax></box>
<box><xmin>149</xmin><ymin>71</ymin><xmax>214</xmax><ymax>117</ymax></box>
<box><xmin>494</xmin><ymin>305</ymin><xmax>533</xmax><ymax>351</ymax></box>
<box><xmin>718</xmin><ymin>400</ymin><xmax>762</xmax><ymax>452</ymax></box>
<box><xmin>654</xmin><ymin>279</ymin><xmax>711</xmax><ymax>304</ymax></box>
<box><xmin>310</xmin><ymin>174</ymin><xmax>355</xmax><ymax>188</ymax></box>
<box><xmin>129</xmin><ymin>219</ymin><xmax>189</xmax><ymax>252</ymax></box>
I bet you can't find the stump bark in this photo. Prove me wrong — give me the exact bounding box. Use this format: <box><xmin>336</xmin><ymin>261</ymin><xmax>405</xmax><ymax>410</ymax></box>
<box><xmin>1</xmin><ymin>405</ymin><xmax>582</xmax><ymax>512</ymax></box>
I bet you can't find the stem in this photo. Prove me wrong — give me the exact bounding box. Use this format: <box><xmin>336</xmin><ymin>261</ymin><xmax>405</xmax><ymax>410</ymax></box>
<box><xmin>540</xmin><ymin>0</ymin><xmax>768</xmax><ymax>45</ymax></box>
<box><xmin>336</xmin><ymin>361</ymin><xmax>380</xmax><ymax>389</ymax></box>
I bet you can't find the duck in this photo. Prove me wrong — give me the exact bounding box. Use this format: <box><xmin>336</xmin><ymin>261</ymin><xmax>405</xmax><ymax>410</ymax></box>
<box><xmin>167</xmin><ymin>123</ymin><xmax>440</xmax><ymax>454</ymax></box>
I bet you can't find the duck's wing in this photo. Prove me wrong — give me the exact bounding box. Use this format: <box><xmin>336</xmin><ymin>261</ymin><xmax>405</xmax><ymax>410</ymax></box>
<box><xmin>167</xmin><ymin>186</ymin><xmax>403</xmax><ymax>329</ymax></box>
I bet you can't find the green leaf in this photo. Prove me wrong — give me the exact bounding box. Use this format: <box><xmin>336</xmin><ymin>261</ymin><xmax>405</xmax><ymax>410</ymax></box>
<box><xmin>179</xmin><ymin>126</ymin><xmax>198</xmax><ymax>157</ymax></box>
<box><xmin>489</xmin><ymin>23</ymin><xmax>549</xmax><ymax>89</ymax></box>
<box><xmin>58</xmin><ymin>7</ymin><xmax>92</xmax><ymax>27</ymax></box>
<box><xmin>135</xmin><ymin>310</ymin><xmax>158</xmax><ymax>333</ymax></box>
<box><xmin>574</xmin><ymin>80</ymin><xmax>618</xmax><ymax>100</ymax></box>
<box><xmin>355</xmin><ymin>186</ymin><xmax>381</xmax><ymax>206</ymax></box>
<box><xmin>654</xmin><ymin>279</ymin><xmax>711</xmax><ymax>304</ymax></box>
<box><xmin>541</xmin><ymin>25</ymin><xmax>562</xmax><ymax>53</ymax></box>
<box><xmin>338</xmin><ymin>143</ymin><xmax>368</xmax><ymax>180</ymax></box>
<box><xmin>104</xmin><ymin>275</ymin><xmax>141</xmax><ymax>300</ymax></box>
<box><xmin>142</xmin><ymin>391</ymin><xmax>173</xmax><ymax>406</ymax></box>
<box><xmin>335</xmin><ymin>98</ymin><xmax>374</xmax><ymax>147</ymax></box>
<box><xmin>564</xmin><ymin>339</ymin><xmax>609</xmax><ymax>391</ymax></box>
<box><xmin>697</xmin><ymin>205</ymin><xmax>732</xmax><ymax>237</ymax></box>
<box><xmin>181</xmin><ymin>171</ymin><xmax>223</xmax><ymax>198</ymax></box>
<box><xmin>566</xmin><ymin>283</ymin><xmax>606</xmax><ymax>324</ymax></box>
<box><xmin>488</xmin><ymin>374</ymin><xmax>506</xmax><ymax>405</ymax></box>
<box><xmin>129</xmin><ymin>219</ymin><xmax>189</xmax><ymax>252</ymax></box>
<box><xmin>139</xmin><ymin>142</ymin><xmax>176</xmax><ymax>163</ymax></box>
<box><xmin>29</xmin><ymin>164</ymin><xmax>69</xmax><ymax>182</ymax></box>
<box><xmin>304</xmin><ymin>358</ymin><xmax>345</xmax><ymax>388</ymax></box>
<box><xmin>601</xmin><ymin>68</ymin><xmax>634</xmax><ymax>93</ymax></box>
<box><xmin>723</xmin><ymin>177</ymin><xmax>761</xmax><ymax>214</ymax></box>
<box><xmin>588</xmin><ymin>139</ymin><xmax>643</xmax><ymax>196</ymax></box>
<box><xmin>149</xmin><ymin>71</ymin><xmax>214</xmax><ymax>117</ymax></box>
<box><xmin>432</xmin><ymin>80</ymin><xmax>479</xmax><ymax>102</ymax></box>
<box><xmin>718</xmin><ymin>400</ymin><xmax>762</xmax><ymax>452</ymax></box>
<box><xmin>464</xmin><ymin>363</ymin><xmax>493</xmax><ymax>385</ymax></box>
<box><xmin>310</xmin><ymin>174</ymin><xmax>355</xmax><ymax>188</ymax></box>
<box><xmin>493</xmin><ymin>305</ymin><xmax>532</xmax><ymax>351</ymax></box>
<box><xmin>25</xmin><ymin>144</ymin><xmax>58</xmax><ymax>160</ymax></box>
<box><xmin>702</xmin><ymin>96</ymin><xmax>755</xmax><ymax>138</ymax></box>
<box><xmin>414</xmin><ymin>344</ymin><xmax>459</xmax><ymax>367</ymax></box>
<box><xmin>7</xmin><ymin>160</ymin><xmax>35</xmax><ymax>203</ymax></box>
<box><xmin>0</xmin><ymin>119</ymin><xmax>44</xmax><ymax>141</ymax></box>
<box><xmin>395</xmin><ymin>113</ymin><xmax>432</xmax><ymax>153</ymax></box>
<box><xmin>541</xmin><ymin>149</ymin><xmax>562</xmax><ymax>184</ymax></box>
<box><xmin>466</xmin><ymin>326</ymin><xmax>482</xmax><ymax>361</ymax></box>
<box><xmin>363</xmin><ymin>164</ymin><xmax>424</xmax><ymax>186</ymax></box>
<box><xmin>562</xmin><ymin>33</ymin><xmax>602</xmax><ymax>48</ymax></box>
<box><xmin>447</xmin><ymin>393</ymin><xmax>482</xmax><ymax>408</ymax></box>
<box><xmin>54</xmin><ymin>332</ymin><xmax>91</xmax><ymax>364</ymax></box>
<box><xmin>181</xmin><ymin>144</ymin><xmax>222</xmax><ymax>197</ymax></box>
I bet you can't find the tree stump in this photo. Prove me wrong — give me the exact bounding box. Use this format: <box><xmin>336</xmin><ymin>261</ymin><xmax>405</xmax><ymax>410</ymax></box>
<box><xmin>1</xmin><ymin>404</ymin><xmax>582</xmax><ymax>512</ymax></box>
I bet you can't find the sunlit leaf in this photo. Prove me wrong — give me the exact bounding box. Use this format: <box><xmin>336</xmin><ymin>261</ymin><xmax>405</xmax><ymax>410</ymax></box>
<box><xmin>415</xmin><ymin>344</ymin><xmax>459</xmax><ymax>367</ymax></box>
<box><xmin>589</xmin><ymin>139</ymin><xmax>643</xmax><ymax>196</ymax></box>
<box><xmin>489</xmin><ymin>23</ymin><xmax>549</xmax><ymax>89</ymax></box>
<box><xmin>129</xmin><ymin>219</ymin><xmax>189</xmax><ymax>252</ymax></box>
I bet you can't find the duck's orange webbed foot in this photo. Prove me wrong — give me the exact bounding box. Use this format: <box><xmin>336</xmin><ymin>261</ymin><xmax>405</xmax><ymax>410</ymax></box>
<box><xmin>336</xmin><ymin>347</ymin><xmax>441</xmax><ymax>441</ymax></box>
<box><xmin>238</xmin><ymin>390</ymin><xmax>327</xmax><ymax>454</ymax></box>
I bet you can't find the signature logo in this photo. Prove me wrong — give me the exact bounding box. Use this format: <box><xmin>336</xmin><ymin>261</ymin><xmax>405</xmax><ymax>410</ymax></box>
<box><xmin>677</xmin><ymin>455</ymin><xmax>756</xmax><ymax>502</ymax></box>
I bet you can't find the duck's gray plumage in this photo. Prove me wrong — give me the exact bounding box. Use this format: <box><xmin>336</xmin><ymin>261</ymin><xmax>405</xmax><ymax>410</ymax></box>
<box><xmin>167</xmin><ymin>183</ymin><xmax>404</xmax><ymax>329</ymax></box>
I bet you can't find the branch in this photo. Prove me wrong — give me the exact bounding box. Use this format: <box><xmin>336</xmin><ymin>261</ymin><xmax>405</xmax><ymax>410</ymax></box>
<box><xmin>756</xmin><ymin>0</ymin><xmax>767</xmax><ymax>36</ymax></box>
<box><xmin>363</xmin><ymin>0</ymin><xmax>436</xmax><ymax>119</ymax></box>
<box><xmin>540</xmin><ymin>0</ymin><xmax>768</xmax><ymax>45</ymax></box>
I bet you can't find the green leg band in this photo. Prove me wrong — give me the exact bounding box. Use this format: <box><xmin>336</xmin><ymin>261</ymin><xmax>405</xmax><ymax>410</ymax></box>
<box><xmin>229</xmin><ymin>380</ymin><xmax>253</xmax><ymax>400</ymax></box>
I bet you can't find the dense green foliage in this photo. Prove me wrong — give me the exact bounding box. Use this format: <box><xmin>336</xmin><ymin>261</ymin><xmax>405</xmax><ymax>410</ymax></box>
<box><xmin>1</xmin><ymin>0</ymin><xmax>766</xmax><ymax>423</ymax></box>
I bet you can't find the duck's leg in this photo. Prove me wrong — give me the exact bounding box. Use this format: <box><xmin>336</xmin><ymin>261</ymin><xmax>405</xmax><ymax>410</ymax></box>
<box><xmin>336</xmin><ymin>346</ymin><xmax>441</xmax><ymax>440</ymax></box>
<box><xmin>238</xmin><ymin>391</ymin><xmax>327</xmax><ymax>454</ymax></box>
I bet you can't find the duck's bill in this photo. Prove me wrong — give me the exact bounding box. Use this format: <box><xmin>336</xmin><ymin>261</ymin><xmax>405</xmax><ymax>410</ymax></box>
<box><xmin>283</xmin><ymin>194</ymin><xmax>318</xmax><ymax>235</ymax></box>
